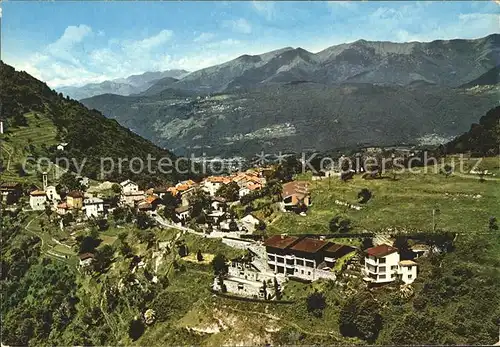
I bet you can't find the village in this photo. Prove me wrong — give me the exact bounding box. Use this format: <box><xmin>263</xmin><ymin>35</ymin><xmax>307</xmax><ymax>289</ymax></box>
<box><xmin>0</xmin><ymin>159</ymin><xmax>432</xmax><ymax>303</ymax></box>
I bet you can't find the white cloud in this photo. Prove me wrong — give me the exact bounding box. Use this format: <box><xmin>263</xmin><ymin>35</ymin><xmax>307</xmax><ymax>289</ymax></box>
<box><xmin>126</xmin><ymin>29</ymin><xmax>173</xmax><ymax>51</ymax></box>
<box><xmin>223</xmin><ymin>18</ymin><xmax>252</xmax><ymax>34</ymax></box>
<box><xmin>45</xmin><ymin>24</ymin><xmax>92</xmax><ymax>65</ymax></box>
<box><xmin>193</xmin><ymin>32</ymin><xmax>215</xmax><ymax>43</ymax></box>
<box><xmin>205</xmin><ymin>39</ymin><xmax>241</xmax><ymax>49</ymax></box>
<box><xmin>327</xmin><ymin>1</ymin><xmax>356</xmax><ymax>10</ymax></box>
<box><xmin>252</xmin><ymin>1</ymin><xmax>276</xmax><ymax>20</ymax></box>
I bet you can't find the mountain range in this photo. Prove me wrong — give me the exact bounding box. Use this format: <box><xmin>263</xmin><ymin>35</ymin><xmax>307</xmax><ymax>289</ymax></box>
<box><xmin>142</xmin><ymin>34</ymin><xmax>499</xmax><ymax>94</ymax></box>
<box><xmin>57</xmin><ymin>69</ymin><xmax>189</xmax><ymax>100</ymax></box>
<box><xmin>81</xmin><ymin>34</ymin><xmax>499</xmax><ymax>157</ymax></box>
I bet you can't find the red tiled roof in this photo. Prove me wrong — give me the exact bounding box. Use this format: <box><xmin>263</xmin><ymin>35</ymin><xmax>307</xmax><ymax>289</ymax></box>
<box><xmin>289</xmin><ymin>238</ymin><xmax>329</xmax><ymax>254</ymax></box>
<box><xmin>264</xmin><ymin>235</ymin><xmax>299</xmax><ymax>249</ymax></box>
<box><xmin>366</xmin><ymin>244</ymin><xmax>398</xmax><ymax>258</ymax></box>
<box><xmin>247</xmin><ymin>183</ymin><xmax>262</xmax><ymax>191</ymax></box>
<box><xmin>145</xmin><ymin>195</ymin><xmax>160</xmax><ymax>204</ymax></box>
<box><xmin>281</xmin><ymin>181</ymin><xmax>310</xmax><ymax>199</ymax></box>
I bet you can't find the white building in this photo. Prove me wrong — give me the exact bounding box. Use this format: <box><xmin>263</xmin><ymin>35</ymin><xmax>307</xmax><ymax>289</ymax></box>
<box><xmin>264</xmin><ymin>236</ymin><xmax>351</xmax><ymax>282</ymax></box>
<box><xmin>120</xmin><ymin>191</ymin><xmax>145</xmax><ymax>207</ymax></box>
<box><xmin>211</xmin><ymin>196</ymin><xmax>227</xmax><ymax>212</ymax></box>
<box><xmin>240</xmin><ymin>214</ymin><xmax>261</xmax><ymax>233</ymax></box>
<box><xmin>79</xmin><ymin>253</ymin><xmax>95</xmax><ymax>267</ymax></box>
<box><xmin>238</xmin><ymin>186</ymin><xmax>250</xmax><ymax>198</ymax></box>
<box><xmin>45</xmin><ymin>185</ymin><xmax>61</xmax><ymax>202</ymax></box>
<box><xmin>29</xmin><ymin>190</ymin><xmax>47</xmax><ymax>210</ymax></box>
<box><xmin>398</xmin><ymin>260</ymin><xmax>418</xmax><ymax>284</ymax></box>
<box><xmin>174</xmin><ymin>206</ymin><xmax>190</xmax><ymax>221</ymax></box>
<box><xmin>362</xmin><ymin>245</ymin><xmax>418</xmax><ymax>285</ymax></box>
<box><xmin>120</xmin><ymin>179</ymin><xmax>139</xmax><ymax>195</ymax></box>
<box><xmin>201</xmin><ymin>177</ymin><xmax>230</xmax><ymax>196</ymax></box>
<box><xmin>83</xmin><ymin>197</ymin><xmax>105</xmax><ymax>218</ymax></box>
<box><xmin>213</xmin><ymin>259</ymin><xmax>285</xmax><ymax>300</ymax></box>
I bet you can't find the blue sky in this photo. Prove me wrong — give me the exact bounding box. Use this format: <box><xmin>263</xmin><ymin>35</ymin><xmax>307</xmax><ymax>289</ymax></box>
<box><xmin>1</xmin><ymin>1</ymin><xmax>498</xmax><ymax>87</ymax></box>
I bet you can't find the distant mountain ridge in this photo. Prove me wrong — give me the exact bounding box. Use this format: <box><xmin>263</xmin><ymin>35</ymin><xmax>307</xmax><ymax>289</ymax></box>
<box><xmin>143</xmin><ymin>34</ymin><xmax>499</xmax><ymax>95</ymax></box>
<box><xmin>82</xmin><ymin>82</ymin><xmax>499</xmax><ymax>157</ymax></box>
<box><xmin>57</xmin><ymin>69</ymin><xmax>189</xmax><ymax>100</ymax></box>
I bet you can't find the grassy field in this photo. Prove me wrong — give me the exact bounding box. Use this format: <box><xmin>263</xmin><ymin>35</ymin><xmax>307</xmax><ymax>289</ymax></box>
<box><xmin>267</xmin><ymin>168</ymin><xmax>500</xmax><ymax>236</ymax></box>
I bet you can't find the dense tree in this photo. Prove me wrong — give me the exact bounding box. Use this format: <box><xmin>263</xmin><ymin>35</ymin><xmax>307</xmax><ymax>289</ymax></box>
<box><xmin>393</xmin><ymin>236</ymin><xmax>413</xmax><ymax>260</ymax></box>
<box><xmin>111</xmin><ymin>183</ymin><xmax>121</xmax><ymax>194</ymax></box>
<box><xmin>128</xmin><ymin>318</ymin><xmax>145</xmax><ymax>341</ymax></box>
<box><xmin>112</xmin><ymin>207</ymin><xmax>128</xmax><ymax>224</ymax></box>
<box><xmin>274</xmin><ymin>277</ymin><xmax>281</xmax><ymax>300</ymax></box>
<box><xmin>62</xmin><ymin>212</ymin><xmax>74</xmax><ymax>227</ymax></box>
<box><xmin>306</xmin><ymin>291</ymin><xmax>327</xmax><ymax>318</ymax></box>
<box><xmin>178</xmin><ymin>243</ymin><xmax>189</xmax><ymax>257</ymax></box>
<box><xmin>329</xmin><ymin>215</ymin><xmax>351</xmax><ymax>233</ymax></box>
<box><xmin>339</xmin><ymin>292</ymin><xmax>383</xmax><ymax>343</ymax></box>
<box><xmin>442</xmin><ymin>164</ymin><xmax>453</xmax><ymax>178</ymax></box>
<box><xmin>93</xmin><ymin>245</ymin><xmax>114</xmax><ymax>273</ymax></box>
<box><xmin>489</xmin><ymin>217</ymin><xmax>498</xmax><ymax>231</ymax></box>
<box><xmin>361</xmin><ymin>237</ymin><xmax>374</xmax><ymax>250</ymax></box>
<box><xmin>78</xmin><ymin>235</ymin><xmax>100</xmax><ymax>254</ymax></box>
<box><xmin>188</xmin><ymin>189</ymin><xmax>210</xmax><ymax>218</ymax></box>
<box><xmin>357</xmin><ymin>188</ymin><xmax>373</xmax><ymax>204</ymax></box>
<box><xmin>211</xmin><ymin>254</ymin><xmax>228</xmax><ymax>276</ymax></box>
<box><xmin>136</xmin><ymin>212</ymin><xmax>154</xmax><ymax>230</ymax></box>
<box><xmin>215</xmin><ymin>182</ymin><xmax>240</xmax><ymax>201</ymax></box>
<box><xmin>59</xmin><ymin>172</ymin><xmax>83</xmax><ymax>192</ymax></box>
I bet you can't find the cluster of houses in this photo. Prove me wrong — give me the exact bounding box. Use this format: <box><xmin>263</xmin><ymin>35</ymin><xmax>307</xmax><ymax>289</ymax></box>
<box><xmin>1</xmin><ymin>178</ymin><xmax>107</xmax><ymax>220</ymax></box>
<box><xmin>200</xmin><ymin>169</ymin><xmax>268</xmax><ymax>198</ymax></box>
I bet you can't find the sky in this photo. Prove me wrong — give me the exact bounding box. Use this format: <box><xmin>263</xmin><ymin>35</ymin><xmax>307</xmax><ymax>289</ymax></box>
<box><xmin>1</xmin><ymin>1</ymin><xmax>498</xmax><ymax>88</ymax></box>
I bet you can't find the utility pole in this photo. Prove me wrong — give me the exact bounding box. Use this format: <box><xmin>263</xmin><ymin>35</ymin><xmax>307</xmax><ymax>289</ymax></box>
<box><xmin>432</xmin><ymin>208</ymin><xmax>440</xmax><ymax>232</ymax></box>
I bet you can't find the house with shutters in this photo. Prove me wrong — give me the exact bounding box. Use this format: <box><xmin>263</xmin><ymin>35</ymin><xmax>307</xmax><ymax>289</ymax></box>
<box><xmin>362</xmin><ymin>244</ymin><xmax>418</xmax><ymax>285</ymax></box>
<box><xmin>67</xmin><ymin>191</ymin><xmax>84</xmax><ymax>209</ymax></box>
<box><xmin>83</xmin><ymin>197</ymin><xmax>105</xmax><ymax>218</ymax></box>
<box><xmin>29</xmin><ymin>190</ymin><xmax>47</xmax><ymax>210</ymax></box>
<box><xmin>120</xmin><ymin>179</ymin><xmax>139</xmax><ymax>195</ymax></box>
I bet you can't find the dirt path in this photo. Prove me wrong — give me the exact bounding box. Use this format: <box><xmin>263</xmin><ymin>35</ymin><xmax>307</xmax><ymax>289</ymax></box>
<box><xmin>1</xmin><ymin>142</ymin><xmax>14</xmax><ymax>171</ymax></box>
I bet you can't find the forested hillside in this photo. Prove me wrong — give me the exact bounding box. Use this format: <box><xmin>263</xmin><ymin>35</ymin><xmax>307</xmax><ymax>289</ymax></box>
<box><xmin>83</xmin><ymin>82</ymin><xmax>499</xmax><ymax>156</ymax></box>
<box><xmin>0</xmin><ymin>62</ymin><xmax>187</xmax><ymax>185</ymax></box>
<box><xmin>444</xmin><ymin>106</ymin><xmax>500</xmax><ymax>156</ymax></box>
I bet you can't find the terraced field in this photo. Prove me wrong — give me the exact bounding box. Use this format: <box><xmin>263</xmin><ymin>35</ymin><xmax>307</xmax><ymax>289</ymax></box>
<box><xmin>1</xmin><ymin>112</ymin><xmax>60</xmax><ymax>184</ymax></box>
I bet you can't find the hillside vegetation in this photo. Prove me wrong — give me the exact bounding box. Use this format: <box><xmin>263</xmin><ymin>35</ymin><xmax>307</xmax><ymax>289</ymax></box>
<box><xmin>0</xmin><ymin>62</ymin><xmax>185</xmax><ymax>185</ymax></box>
<box><xmin>444</xmin><ymin>106</ymin><xmax>500</xmax><ymax>156</ymax></box>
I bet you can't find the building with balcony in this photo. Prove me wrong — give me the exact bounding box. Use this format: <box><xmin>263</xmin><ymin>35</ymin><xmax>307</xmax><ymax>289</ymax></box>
<box><xmin>264</xmin><ymin>235</ymin><xmax>354</xmax><ymax>282</ymax></box>
<box><xmin>362</xmin><ymin>245</ymin><xmax>418</xmax><ymax>285</ymax></box>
